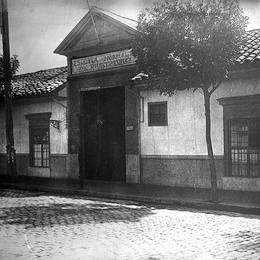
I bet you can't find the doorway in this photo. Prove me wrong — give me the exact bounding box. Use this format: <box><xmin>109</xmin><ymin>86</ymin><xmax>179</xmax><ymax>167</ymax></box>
<box><xmin>81</xmin><ymin>86</ymin><xmax>125</xmax><ymax>182</ymax></box>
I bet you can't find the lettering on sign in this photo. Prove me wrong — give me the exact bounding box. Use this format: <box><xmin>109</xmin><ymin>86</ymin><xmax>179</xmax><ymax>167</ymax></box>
<box><xmin>71</xmin><ymin>49</ymin><xmax>136</xmax><ymax>74</ymax></box>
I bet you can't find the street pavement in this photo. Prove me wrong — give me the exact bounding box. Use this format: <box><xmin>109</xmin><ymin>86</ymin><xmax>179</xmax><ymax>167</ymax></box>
<box><xmin>0</xmin><ymin>189</ymin><xmax>259</xmax><ymax>260</ymax></box>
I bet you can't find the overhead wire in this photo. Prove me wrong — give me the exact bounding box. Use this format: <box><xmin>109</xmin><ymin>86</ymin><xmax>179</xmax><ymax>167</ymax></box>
<box><xmin>96</xmin><ymin>6</ymin><xmax>138</xmax><ymax>23</ymax></box>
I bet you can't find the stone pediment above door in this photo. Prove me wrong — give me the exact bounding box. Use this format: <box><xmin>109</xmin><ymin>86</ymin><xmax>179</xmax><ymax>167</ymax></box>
<box><xmin>72</xmin><ymin>17</ymin><xmax>133</xmax><ymax>51</ymax></box>
<box><xmin>54</xmin><ymin>7</ymin><xmax>137</xmax><ymax>56</ymax></box>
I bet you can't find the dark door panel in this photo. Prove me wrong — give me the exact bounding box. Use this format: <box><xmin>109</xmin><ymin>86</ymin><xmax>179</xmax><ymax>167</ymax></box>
<box><xmin>82</xmin><ymin>86</ymin><xmax>125</xmax><ymax>182</ymax></box>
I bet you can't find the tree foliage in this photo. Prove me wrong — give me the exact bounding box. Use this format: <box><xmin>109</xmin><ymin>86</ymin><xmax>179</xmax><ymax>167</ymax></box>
<box><xmin>0</xmin><ymin>55</ymin><xmax>20</xmax><ymax>95</ymax></box>
<box><xmin>0</xmin><ymin>54</ymin><xmax>20</xmax><ymax>76</ymax></box>
<box><xmin>132</xmin><ymin>0</ymin><xmax>248</xmax><ymax>95</ymax></box>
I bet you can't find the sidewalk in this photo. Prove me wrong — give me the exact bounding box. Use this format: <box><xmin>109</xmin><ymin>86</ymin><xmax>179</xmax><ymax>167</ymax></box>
<box><xmin>1</xmin><ymin>176</ymin><xmax>260</xmax><ymax>215</ymax></box>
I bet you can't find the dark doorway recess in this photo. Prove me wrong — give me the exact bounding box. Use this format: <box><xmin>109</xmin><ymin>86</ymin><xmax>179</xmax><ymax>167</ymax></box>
<box><xmin>81</xmin><ymin>86</ymin><xmax>125</xmax><ymax>182</ymax></box>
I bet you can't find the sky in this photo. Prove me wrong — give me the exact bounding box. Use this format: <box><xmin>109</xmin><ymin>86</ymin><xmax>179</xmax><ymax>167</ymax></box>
<box><xmin>3</xmin><ymin>0</ymin><xmax>260</xmax><ymax>74</ymax></box>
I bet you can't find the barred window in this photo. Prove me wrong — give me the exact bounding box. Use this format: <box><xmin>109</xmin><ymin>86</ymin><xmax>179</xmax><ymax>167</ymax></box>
<box><xmin>148</xmin><ymin>102</ymin><xmax>168</xmax><ymax>126</ymax></box>
<box><xmin>26</xmin><ymin>113</ymin><xmax>51</xmax><ymax>168</ymax></box>
<box><xmin>30</xmin><ymin>128</ymin><xmax>50</xmax><ymax>167</ymax></box>
<box><xmin>229</xmin><ymin>119</ymin><xmax>260</xmax><ymax>177</ymax></box>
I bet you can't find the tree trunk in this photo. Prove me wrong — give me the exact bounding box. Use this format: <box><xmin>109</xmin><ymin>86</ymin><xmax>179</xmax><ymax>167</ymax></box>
<box><xmin>2</xmin><ymin>0</ymin><xmax>17</xmax><ymax>177</ymax></box>
<box><xmin>203</xmin><ymin>88</ymin><xmax>218</xmax><ymax>202</ymax></box>
<box><xmin>5</xmin><ymin>91</ymin><xmax>17</xmax><ymax>177</ymax></box>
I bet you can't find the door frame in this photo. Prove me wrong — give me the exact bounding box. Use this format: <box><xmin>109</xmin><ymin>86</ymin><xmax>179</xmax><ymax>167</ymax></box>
<box><xmin>79</xmin><ymin>85</ymin><xmax>126</xmax><ymax>182</ymax></box>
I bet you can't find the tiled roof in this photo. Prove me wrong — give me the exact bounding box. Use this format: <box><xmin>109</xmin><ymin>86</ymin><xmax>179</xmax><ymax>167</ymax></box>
<box><xmin>132</xmin><ymin>29</ymin><xmax>260</xmax><ymax>81</ymax></box>
<box><xmin>236</xmin><ymin>29</ymin><xmax>260</xmax><ymax>65</ymax></box>
<box><xmin>10</xmin><ymin>66</ymin><xmax>67</xmax><ymax>98</ymax></box>
<box><xmin>1</xmin><ymin>29</ymin><xmax>259</xmax><ymax>98</ymax></box>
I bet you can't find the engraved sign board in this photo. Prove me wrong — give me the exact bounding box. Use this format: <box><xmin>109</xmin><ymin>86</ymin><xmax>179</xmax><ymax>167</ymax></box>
<box><xmin>71</xmin><ymin>49</ymin><xmax>136</xmax><ymax>74</ymax></box>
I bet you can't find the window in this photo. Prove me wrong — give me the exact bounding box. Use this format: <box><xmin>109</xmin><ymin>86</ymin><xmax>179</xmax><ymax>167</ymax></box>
<box><xmin>148</xmin><ymin>102</ymin><xmax>168</xmax><ymax>126</ymax></box>
<box><xmin>218</xmin><ymin>94</ymin><xmax>260</xmax><ymax>178</ymax></box>
<box><xmin>30</xmin><ymin>128</ymin><xmax>50</xmax><ymax>167</ymax></box>
<box><xmin>26</xmin><ymin>113</ymin><xmax>51</xmax><ymax>168</ymax></box>
<box><xmin>228</xmin><ymin>119</ymin><xmax>260</xmax><ymax>177</ymax></box>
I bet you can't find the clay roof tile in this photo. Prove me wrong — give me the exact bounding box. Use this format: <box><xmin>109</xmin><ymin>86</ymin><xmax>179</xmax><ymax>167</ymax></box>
<box><xmin>6</xmin><ymin>66</ymin><xmax>68</xmax><ymax>98</ymax></box>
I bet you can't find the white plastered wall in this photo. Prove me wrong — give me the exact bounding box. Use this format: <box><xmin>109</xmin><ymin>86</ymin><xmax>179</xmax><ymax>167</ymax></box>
<box><xmin>0</xmin><ymin>100</ymin><xmax>68</xmax><ymax>155</ymax></box>
<box><xmin>140</xmin><ymin>76</ymin><xmax>260</xmax><ymax>156</ymax></box>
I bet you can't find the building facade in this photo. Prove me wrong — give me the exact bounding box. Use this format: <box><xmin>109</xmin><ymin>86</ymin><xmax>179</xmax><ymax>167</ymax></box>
<box><xmin>1</xmin><ymin>7</ymin><xmax>259</xmax><ymax>192</ymax></box>
<box><xmin>139</xmin><ymin>72</ymin><xmax>260</xmax><ymax>191</ymax></box>
<box><xmin>0</xmin><ymin>67</ymin><xmax>69</xmax><ymax>178</ymax></box>
<box><xmin>55</xmin><ymin>7</ymin><xmax>260</xmax><ymax>191</ymax></box>
<box><xmin>54</xmin><ymin>7</ymin><xmax>141</xmax><ymax>183</ymax></box>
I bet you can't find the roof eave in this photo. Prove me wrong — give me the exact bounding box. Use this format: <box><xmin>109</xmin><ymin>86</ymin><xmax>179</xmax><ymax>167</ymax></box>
<box><xmin>54</xmin><ymin>7</ymin><xmax>137</xmax><ymax>56</ymax></box>
<box><xmin>54</xmin><ymin>11</ymin><xmax>93</xmax><ymax>55</ymax></box>
<box><xmin>95</xmin><ymin>10</ymin><xmax>137</xmax><ymax>34</ymax></box>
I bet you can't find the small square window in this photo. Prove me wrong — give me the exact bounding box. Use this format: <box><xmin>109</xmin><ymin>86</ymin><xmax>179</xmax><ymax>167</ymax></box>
<box><xmin>148</xmin><ymin>102</ymin><xmax>168</xmax><ymax>126</ymax></box>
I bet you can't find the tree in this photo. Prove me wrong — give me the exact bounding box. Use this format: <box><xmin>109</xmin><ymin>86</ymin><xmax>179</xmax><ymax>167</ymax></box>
<box><xmin>132</xmin><ymin>0</ymin><xmax>248</xmax><ymax>201</ymax></box>
<box><xmin>0</xmin><ymin>54</ymin><xmax>20</xmax><ymax>94</ymax></box>
<box><xmin>0</xmin><ymin>54</ymin><xmax>20</xmax><ymax>176</ymax></box>
<box><xmin>0</xmin><ymin>55</ymin><xmax>20</xmax><ymax>102</ymax></box>
<box><xmin>0</xmin><ymin>55</ymin><xmax>20</xmax><ymax>79</ymax></box>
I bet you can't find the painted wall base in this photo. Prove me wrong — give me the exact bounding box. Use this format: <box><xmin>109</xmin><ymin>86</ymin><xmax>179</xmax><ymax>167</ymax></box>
<box><xmin>51</xmin><ymin>155</ymin><xmax>68</xmax><ymax>178</ymax></box>
<box><xmin>0</xmin><ymin>154</ymin><xmax>7</xmax><ymax>175</ymax></box>
<box><xmin>2</xmin><ymin>153</ymin><xmax>259</xmax><ymax>192</ymax></box>
<box><xmin>141</xmin><ymin>155</ymin><xmax>224</xmax><ymax>189</ymax></box>
<box><xmin>126</xmin><ymin>154</ymin><xmax>140</xmax><ymax>184</ymax></box>
<box><xmin>0</xmin><ymin>153</ymin><xmax>71</xmax><ymax>179</ymax></box>
<box><xmin>28</xmin><ymin>167</ymin><xmax>50</xmax><ymax>178</ymax></box>
<box><xmin>223</xmin><ymin>177</ymin><xmax>260</xmax><ymax>192</ymax></box>
<box><xmin>66</xmin><ymin>154</ymin><xmax>79</xmax><ymax>179</ymax></box>
<box><xmin>141</xmin><ymin>155</ymin><xmax>260</xmax><ymax>192</ymax></box>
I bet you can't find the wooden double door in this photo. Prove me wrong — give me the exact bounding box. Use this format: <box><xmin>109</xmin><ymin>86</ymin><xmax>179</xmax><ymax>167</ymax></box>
<box><xmin>81</xmin><ymin>86</ymin><xmax>125</xmax><ymax>182</ymax></box>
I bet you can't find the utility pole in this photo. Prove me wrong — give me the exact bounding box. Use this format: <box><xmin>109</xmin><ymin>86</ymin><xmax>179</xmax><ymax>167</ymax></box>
<box><xmin>1</xmin><ymin>0</ymin><xmax>17</xmax><ymax>177</ymax></box>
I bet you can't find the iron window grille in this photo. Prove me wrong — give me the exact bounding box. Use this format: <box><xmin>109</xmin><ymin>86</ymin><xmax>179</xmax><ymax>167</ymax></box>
<box><xmin>25</xmin><ymin>113</ymin><xmax>51</xmax><ymax>168</ymax></box>
<box><xmin>228</xmin><ymin>118</ymin><xmax>260</xmax><ymax>177</ymax></box>
<box><xmin>148</xmin><ymin>101</ymin><xmax>168</xmax><ymax>126</ymax></box>
<box><xmin>30</xmin><ymin>128</ymin><xmax>50</xmax><ymax>167</ymax></box>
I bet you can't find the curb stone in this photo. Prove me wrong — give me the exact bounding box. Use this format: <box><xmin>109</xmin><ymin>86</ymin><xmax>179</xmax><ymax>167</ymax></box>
<box><xmin>1</xmin><ymin>183</ymin><xmax>260</xmax><ymax>215</ymax></box>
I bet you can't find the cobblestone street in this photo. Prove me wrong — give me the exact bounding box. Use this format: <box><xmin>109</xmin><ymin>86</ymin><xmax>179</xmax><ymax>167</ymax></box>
<box><xmin>0</xmin><ymin>189</ymin><xmax>259</xmax><ymax>260</ymax></box>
